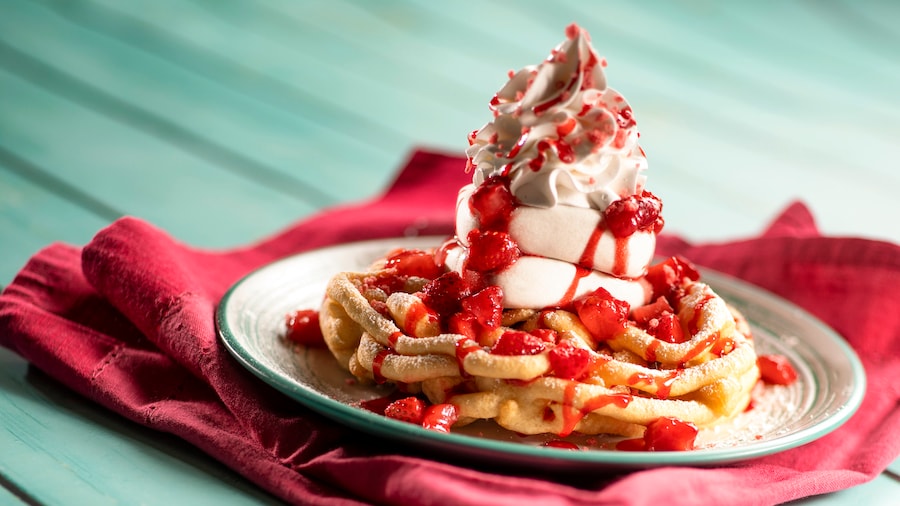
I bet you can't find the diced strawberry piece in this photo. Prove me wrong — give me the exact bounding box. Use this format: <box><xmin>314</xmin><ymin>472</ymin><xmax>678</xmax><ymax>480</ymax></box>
<box><xmin>421</xmin><ymin>403</ymin><xmax>459</xmax><ymax>433</ymax></box>
<box><xmin>448</xmin><ymin>312</ymin><xmax>479</xmax><ymax>340</ymax></box>
<box><xmin>642</xmin><ymin>417</ymin><xmax>698</xmax><ymax>451</ymax></box>
<box><xmin>463</xmin><ymin>268</ymin><xmax>488</xmax><ymax>293</ymax></box>
<box><xmin>548</xmin><ymin>341</ymin><xmax>591</xmax><ymax>380</ymax></box>
<box><xmin>383</xmin><ymin>249</ymin><xmax>442</xmax><ymax>279</ymax></box>
<box><xmin>284</xmin><ymin>309</ymin><xmax>326</xmax><ymax>347</ymax></box>
<box><xmin>384</xmin><ymin>396</ymin><xmax>426</xmax><ymax>424</ymax></box>
<box><xmin>644</xmin><ymin>256</ymin><xmax>701</xmax><ymax>300</ymax></box>
<box><xmin>615</xmin><ymin>438</ymin><xmax>646</xmax><ymax>451</ymax></box>
<box><xmin>361</xmin><ymin>272</ymin><xmax>407</xmax><ymax>295</ymax></box>
<box><xmin>543</xmin><ymin>439</ymin><xmax>580</xmax><ymax>450</ymax></box>
<box><xmin>420</xmin><ymin>271</ymin><xmax>475</xmax><ymax>317</ymax></box>
<box><xmin>465</xmin><ymin>229</ymin><xmax>520</xmax><ymax>273</ymax></box>
<box><xmin>359</xmin><ymin>397</ymin><xmax>390</xmax><ymax>415</ymax></box>
<box><xmin>370</xmin><ymin>300</ymin><xmax>391</xmax><ymax>318</ymax></box>
<box><xmin>469</xmin><ymin>176</ymin><xmax>517</xmax><ymax>232</ymax></box>
<box><xmin>582</xmin><ymin>354</ymin><xmax>610</xmax><ymax>379</ymax></box>
<box><xmin>530</xmin><ymin>328</ymin><xmax>559</xmax><ymax>344</ymax></box>
<box><xmin>757</xmin><ymin>355</ymin><xmax>798</xmax><ymax>385</ymax></box>
<box><xmin>646</xmin><ymin>311</ymin><xmax>687</xmax><ymax>344</ymax></box>
<box><xmin>631</xmin><ymin>297</ymin><xmax>674</xmax><ymax>325</ymax></box>
<box><xmin>603</xmin><ymin>191</ymin><xmax>663</xmax><ymax>238</ymax></box>
<box><xmin>490</xmin><ymin>330</ymin><xmax>546</xmax><ymax>356</ymax></box>
<box><xmin>460</xmin><ymin>285</ymin><xmax>504</xmax><ymax>329</ymax></box>
<box><xmin>573</xmin><ymin>288</ymin><xmax>630</xmax><ymax>341</ymax></box>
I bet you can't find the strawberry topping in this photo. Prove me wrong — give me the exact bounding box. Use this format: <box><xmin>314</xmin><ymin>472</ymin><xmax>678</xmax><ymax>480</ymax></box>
<box><xmin>284</xmin><ymin>309</ymin><xmax>326</xmax><ymax>347</ymax></box>
<box><xmin>465</xmin><ymin>229</ymin><xmax>520</xmax><ymax>273</ymax></box>
<box><xmin>460</xmin><ymin>285</ymin><xmax>504</xmax><ymax>329</ymax></box>
<box><xmin>645</xmin><ymin>311</ymin><xmax>686</xmax><ymax>344</ymax></box>
<box><xmin>573</xmin><ymin>287</ymin><xmax>630</xmax><ymax>341</ymax></box>
<box><xmin>383</xmin><ymin>248</ymin><xmax>442</xmax><ymax>279</ymax></box>
<box><xmin>643</xmin><ymin>417</ymin><xmax>698</xmax><ymax>451</ymax></box>
<box><xmin>548</xmin><ymin>341</ymin><xmax>591</xmax><ymax>380</ymax></box>
<box><xmin>603</xmin><ymin>191</ymin><xmax>664</xmax><ymax>238</ymax></box>
<box><xmin>631</xmin><ymin>297</ymin><xmax>675</xmax><ymax>324</ymax></box>
<box><xmin>617</xmin><ymin>416</ymin><xmax>698</xmax><ymax>451</ymax></box>
<box><xmin>490</xmin><ymin>330</ymin><xmax>547</xmax><ymax>356</ymax></box>
<box><xmin>757</xmin><ymin>354</ymin><xmax>798</xmax><ymax>385</ymax></box>
<box><xmin>421</xmin><ymin>403</ymin><xmax>459</xmax><ymax>433</ymax></box>
<box><xmin>420</xmin><ymin>271</ymin><xmax>478</xmax><ymax>318</ymax></box>
<box><xmin>469</xmin><ymin>176</ymin><xmax>517</xmax><ymax>232</ymax></box>
<box><xmin>633</xmin><ymin>298</ymin><xmax>687</xmax><ymax>344</ymax></box>
<box><xmin>644</xmin><ymin>255</ymin><xmax>701</xmax><ymax>301</ymax></box>
<box><xmin>384</xmin><ymin>396</ymin><xmax>426</xmax><ymax>424</ymax></box>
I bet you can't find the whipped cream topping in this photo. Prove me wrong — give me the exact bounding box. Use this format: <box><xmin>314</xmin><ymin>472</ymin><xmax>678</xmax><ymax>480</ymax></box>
<box><xmin>441</xmin><ymin>242</ymin><xmax>650</xmax><ymax>309</ymax></box>
<box><xmin>465</xmin><ymin>23</ymin><xmax>647</xmax><ymax>211</ymax></box>
<box><xmin>448</xmin><ymin>24</ymin><xmax>658</xmax><ymax>310</ymax></box>
<box><xmin>455</xmin><ymin>184</ymin><xmax>655</xmax><ymax>279</ymax></box>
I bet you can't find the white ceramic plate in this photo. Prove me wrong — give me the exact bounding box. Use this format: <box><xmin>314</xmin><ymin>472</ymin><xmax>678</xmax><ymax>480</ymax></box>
<box><xmin>216</xmin><ymin>237</ymin><xmax>865</xmax><ymax>468</ymax></box>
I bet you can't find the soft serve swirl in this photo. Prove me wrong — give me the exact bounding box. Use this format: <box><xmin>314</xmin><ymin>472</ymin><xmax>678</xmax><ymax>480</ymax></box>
<box><xmin>444</xmin><ymin>23</ymin><xmax>659</xmax><ymax>309</ymax></box>
<box><xmin>465</xmin><ymin>23</ymin><xmax>647</xmax><ymax>211</ymax></box>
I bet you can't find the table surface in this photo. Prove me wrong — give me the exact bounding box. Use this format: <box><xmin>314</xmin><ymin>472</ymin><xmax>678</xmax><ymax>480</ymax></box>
<box><xmin>1</xmin><ymin>1</ymin><xmax>898</xmax><ymax>504</ymax></box>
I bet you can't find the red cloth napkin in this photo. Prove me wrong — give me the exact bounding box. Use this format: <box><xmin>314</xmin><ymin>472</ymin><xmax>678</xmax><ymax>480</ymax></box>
<box><xmin>1</xmin><ymin>150</ymin><xmax>898</xmax><ymax>506</ymax></box>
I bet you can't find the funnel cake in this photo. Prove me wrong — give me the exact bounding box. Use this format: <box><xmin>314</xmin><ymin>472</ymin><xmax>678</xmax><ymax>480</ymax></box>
<box><xmin>316</xmin><ymin>24</ymin><xmax>764</xmax><ymax>449</ymax></box>
<box><xmin>322</xmin><ymin>253</ymin><xmax>759</xmax><ymax>440</ymax></box>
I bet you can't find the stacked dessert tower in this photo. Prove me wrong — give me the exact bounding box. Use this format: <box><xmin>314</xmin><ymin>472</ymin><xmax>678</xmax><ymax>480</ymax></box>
<box><xmin>316</xmin><ymin>24</ymin><xmax>763</xmax><ymax>450</ymax></box>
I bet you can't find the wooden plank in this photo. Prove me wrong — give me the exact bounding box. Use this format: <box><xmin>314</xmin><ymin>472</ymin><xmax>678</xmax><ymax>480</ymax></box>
<box><xmin>0</xmin><ymin>478</ymin><xmax>29</xmax><ymax>506</ymax></box>
<box><xmin>0</xmin><ymin>151</ymin><xmax>116</xmax><ymax>286</ymax></box>
<box><xmin>0</xmin><ymin>0</ymin><xmax>406</xmax><ymax>211</ymax></box>
<box><xmin>358</xmin><ymin>0</ymin><xmax>900</xmax><ymax>241</ymax></box>
<box><xmin>22</xmin><ymin>0</ymin><xmax>426</xmax><ymax>185</ymax></box>
<box><xmin>0</xmin><ymin>2</ymin><xmax>897</xmax><ymax>506</ymax></box>
<box><xmin>387</xmin><ymin>0</ymin><xmax>900</xmax><ymax>168</ymax></box>
<box><xmin>3</xmin><ymin>0</ymin><xmax>896</xmax><ymax>245</ymax></box>
<box><xmin>119</xmin><ymin>0</ymin><xmax>485</xmax><ymax>146</ymax></box>
<box><xmin>0</xmin><ymin>348</ymin><xmax>281</xmax><ymax>505</ymax></box>
<box><xmin>0</xmin><ymin>63</ymin><xmax>317</xmax><ymax>248</ymax></box>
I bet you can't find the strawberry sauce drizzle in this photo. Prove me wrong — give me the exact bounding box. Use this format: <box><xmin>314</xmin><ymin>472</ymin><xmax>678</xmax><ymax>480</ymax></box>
<box><xmin>455</xmin><ymin>338</ymin><xmax>481</xmax><ymax>376</ymax></box>
<box><xmin>710</xmin><ymin>337</ymin><xmax>735</xmax><ymax>357</ymax></box>
<box><xmin>372</xmin><ymin>349</ymin><xmax>392</xmax><ymax>384</ymax></box>
<box><xmin>560</xmin><ymin>382</ymin><xmax>581</xmax><ymax>437</ymax></box>
<box><xmin>579</xmin><ymin>221</ymin><xmax>604</xmax><ymax>268</ymax></box>
<box><xmin>579</xmin><ymin>222</ymin><xmax>629</xmax><ymax>276</ymax></box>
<box><xmin>506</xmin><ymin>128</ymin><xmax>530</xmax><ymax>159</ymax></box>
<box><xmin>612</xmin><ymin>237</ymin><xmax>629</xmax><ymax>276</ymax></box>
<box><xmin>645</xmin><ymin>340</ymin><xmax>660</xmax><ymax>363</ymax></box>
<box><xmin>402</xmin><ymin>303</ymin><xmax>428</xmax><ymax>336</ymax></box>
<box><xmin>679</xmin><ymin>333</ymin><xmax>719</xmax><ymax>366</ymax></box>
<box><xmin>559</xmin><ymin>382</ymin><xmax>631</xmax><ymax>437</ymax></box>
<box><xmin>560</xmin><ymin>266</ymin><xmax>591</xmax><ymax>306</ymax></box>
<box><xmin>388</xmin><ymin>331</ymin><xmax>403</xmax><ymax>348</ymax></box>
<box><xmin>627</xmin><ymin>369</ymin><xmax>681</xmax><ymax>399</ymax></box>
<box><xmin>687</xmin><ymin>295</ymin><xmax>713</xmax><ymax>335</ymax></box>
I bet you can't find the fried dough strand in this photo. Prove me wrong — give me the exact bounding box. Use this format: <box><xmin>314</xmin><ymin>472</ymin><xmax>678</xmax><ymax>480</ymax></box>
<box><xmin>320</xmin><ymin>268</ymin><xmax>759</xmax><ymax>437</ymax></box>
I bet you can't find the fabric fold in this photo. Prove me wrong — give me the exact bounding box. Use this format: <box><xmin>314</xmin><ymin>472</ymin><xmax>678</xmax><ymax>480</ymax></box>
<box><xmin>1</xmin><ymin>150</ymin><xmax>898</xmax><ymax>506</ymax></box>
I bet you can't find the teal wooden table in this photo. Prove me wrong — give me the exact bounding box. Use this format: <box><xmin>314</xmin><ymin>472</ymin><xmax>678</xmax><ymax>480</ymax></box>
<box><xmin>1</xmin><ymin>1</ymin><xmax>898</xmax><ymax>504</ymax></box>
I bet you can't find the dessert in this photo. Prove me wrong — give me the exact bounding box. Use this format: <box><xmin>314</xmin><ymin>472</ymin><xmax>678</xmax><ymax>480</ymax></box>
<box><xmin>308</xmin><ymin>24</ymin><xmax>786</xmax><ymax>451</ymax></box>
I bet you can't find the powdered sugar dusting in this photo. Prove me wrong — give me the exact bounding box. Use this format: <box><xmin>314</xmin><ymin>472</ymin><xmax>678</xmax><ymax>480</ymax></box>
<box><xmin>696</xmin><ymin>381</ymin><xmax>805</xmax><ymax>448</ymax></box>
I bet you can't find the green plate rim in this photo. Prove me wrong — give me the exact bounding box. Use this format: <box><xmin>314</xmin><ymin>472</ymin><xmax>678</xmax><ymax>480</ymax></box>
<box><xmin>216</xmin><ymin>237</ymin><xmax>866</xmax><ymax>468</ymax></box>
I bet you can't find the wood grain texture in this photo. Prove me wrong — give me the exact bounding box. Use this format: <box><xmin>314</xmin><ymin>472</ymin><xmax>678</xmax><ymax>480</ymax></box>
<box><xmin>0</xmin><ymin>348</ymin><xmax>282</xmax><ymax>505</ymax></box>
<box><xmin>0</xmin><ymin>0</ymin><xmax>897</xmax><ymax>503</ymax></box>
